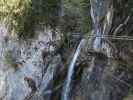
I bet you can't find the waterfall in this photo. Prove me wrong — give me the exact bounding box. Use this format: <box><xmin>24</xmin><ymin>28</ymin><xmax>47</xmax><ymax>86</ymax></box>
<box><xmin>90</xmin><ymin>0</ymin><xmax>103</xmax><ymax>52</ymax></box>
<box><xmin>93</xmin><ymin>29</ymin><xmax>102</xmax><ymax>51</ymax></box>
<box><xmin>61</xmin><ymin>39</ymin><xmax>86</xmax><ymax>100</ymax></box>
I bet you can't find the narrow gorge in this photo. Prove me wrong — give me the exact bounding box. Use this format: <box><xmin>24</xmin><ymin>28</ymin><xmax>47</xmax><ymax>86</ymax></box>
<box><xmin>0</xmin><ymin>0</ymin><xmax>133</xmax><ymax>100</ymax></box>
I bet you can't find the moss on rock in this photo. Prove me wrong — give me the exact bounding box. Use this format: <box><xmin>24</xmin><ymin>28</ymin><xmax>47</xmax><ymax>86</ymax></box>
<box><xmin>4</xmin><ymin>50</ymin><xmax>18</xmax><ymax>70</ymax></box>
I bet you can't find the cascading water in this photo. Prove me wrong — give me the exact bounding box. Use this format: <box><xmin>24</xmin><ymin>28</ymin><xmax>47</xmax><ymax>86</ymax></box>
<box><xmin>93</xmin><ymin>29</ymin><xmax>102</xmax><ymax>51</ymax></box>
<box><xmin>91</xmin><ymin>4</ymin><xmax>102</xmax><ymax>51</ymax></box>
<box><xmin>61</xmin><ymin>39</ymin><xmax>86</xmax><ymax>100</ymax></box>
<box><xmin>90</xmin><ymin>0</ymin><xmax>104</xmax><ymax>51</ymax></box>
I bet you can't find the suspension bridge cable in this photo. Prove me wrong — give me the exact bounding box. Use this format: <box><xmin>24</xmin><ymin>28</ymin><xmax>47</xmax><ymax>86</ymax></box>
<box><xmin>87</xmin><ymin>35</ymin><xmax>133</xmax><ymax>41</ymax></box>
<box><xmin>84</xmin><ymin>35</ymin><xmax>133</xmax><ymax>41</ymax></box>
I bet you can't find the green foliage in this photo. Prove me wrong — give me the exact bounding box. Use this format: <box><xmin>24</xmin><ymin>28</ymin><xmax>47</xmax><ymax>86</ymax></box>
<box><xmin>0</xmin><ymin>0</ymin><xmax>91</xmax><ymax>39</ymax></box>
<box><xmin>62</xmin><ymin>0</ymin><xmax>91</xmax><ymax>33</ymax></box>
<box><xmin>123</xmin><ymin>87</ymin><xmax>133</xmax><ymax>100</ymax></box>
<box><xmin>4</xmin><ymin>50</ymin><xmax>18</xmax><ymax>70</ymax></box>
<box><xmin>32</xmin><ymin>0</ymin><xmax>61</xmax><ymax>26</ymax></box>
<box><xmin>60</xmin><ymin>13</ymin><xmax>81</xmax><ymax>33</ymax></box>
<box><xmin>79</xmin><ymin>0</ymin><xmax>92</xmax><ymax>33</ymax></box>
<box><xmin>0</xmin><ymin>0</ymin><xmax>32</xmax><ymax>38</ymax></box>
<box><xmin>123</xmin><ymin>95</ymin><xmax>133</xmax><ymax>100</ymax></box>
<box><xmin>0</xmin><ymin>0</ymin><xmax>61</xmax><ymax>39</ymax></box>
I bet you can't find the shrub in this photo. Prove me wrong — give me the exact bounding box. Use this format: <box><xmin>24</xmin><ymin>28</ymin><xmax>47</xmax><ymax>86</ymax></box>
<box><xmin>0</xmin><ymin>0</ymin><xmax>61</xmax><ymax>39</ymax></box>
<box><xmin>0</xmin><ymin>0</ymin><xmax>32</xmax><ymax>38</ymax></box>
<box><xmin>4</xmin><ymin>50</ymin><xmax>18</xmax><ymax>70</ymax></box>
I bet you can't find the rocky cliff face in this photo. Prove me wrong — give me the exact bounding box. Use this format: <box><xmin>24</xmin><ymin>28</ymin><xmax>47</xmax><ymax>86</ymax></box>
<box><xmin>0</xmin><ymin>25</ymin><xmax>64</xmax><ymax>100</ymax></box>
